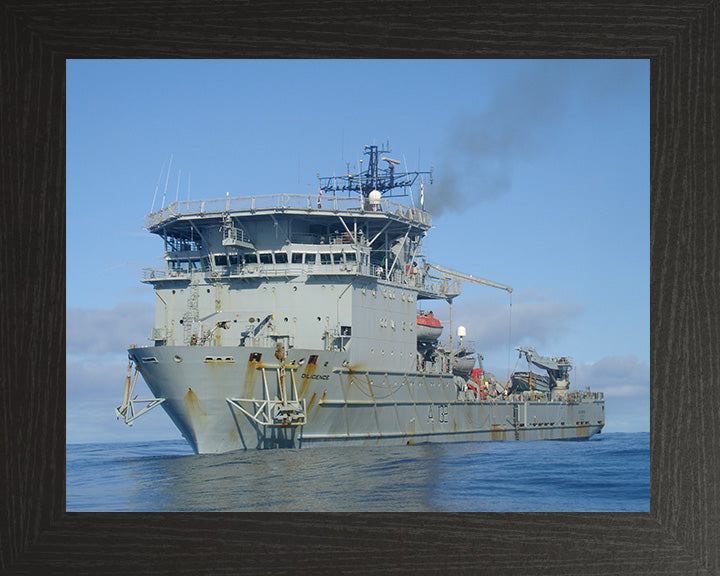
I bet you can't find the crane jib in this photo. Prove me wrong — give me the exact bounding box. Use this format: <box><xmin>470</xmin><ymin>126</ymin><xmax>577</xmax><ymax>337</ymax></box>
<box><xmin>425</xmin><ymin>262</ymin><xmax>513</xmax><ymax>293</ymax></box>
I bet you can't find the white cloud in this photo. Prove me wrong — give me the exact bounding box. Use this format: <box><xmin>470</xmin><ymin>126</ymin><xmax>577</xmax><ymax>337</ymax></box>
<box><xmin>575</xmin><ymin>356</ymin><xmax>649</xmax><ymax>433</ymax></box>
<box><xmin>452</xmin><ymin>291</ymin><xmax>583</xmax><ymax>352</ymax></box>
<box><xmin>576</xmin><ymin>355</ymin><xmax>649</xmax><ymax>395</ymax></box>
<box><xmin>66</xmin><ymin>301</ymin><xmax>179</xmax><ymax>444</ymax></box>
<box><xmin>67</xmin><ymin>301</ymin><xmax>154</xmax><ymax>355</ymax></box>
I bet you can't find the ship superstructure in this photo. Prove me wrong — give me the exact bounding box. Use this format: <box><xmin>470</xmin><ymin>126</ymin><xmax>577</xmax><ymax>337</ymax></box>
<box><xmin>116</xmin><ymin>144</ymin><xmax>604</xmax><ymax>453</ymax></box>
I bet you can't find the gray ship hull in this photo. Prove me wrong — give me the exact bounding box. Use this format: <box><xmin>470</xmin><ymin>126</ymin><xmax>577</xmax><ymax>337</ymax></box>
<box><xmin>130</xmin><ymin>345</ymin><xmax>605</xmax><ymax>454</ymax></box>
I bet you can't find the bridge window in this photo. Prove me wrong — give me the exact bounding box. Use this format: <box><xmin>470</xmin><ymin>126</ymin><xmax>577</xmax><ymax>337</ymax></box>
<box><xmin>331</xmin><ymin>253</ymin><xmax>342</xmax><ymax>265</ymax></box>
<box><xmin>291</xmin><ymin>253</ymin><xmax>303</xmax><ymax>264</ymax></box>
<box><xmin>275</xmin><ymin>252</ymin><xmax>288</xmax><ymax>264</ymax></box>
<box><xmin>345</xmin><ymin>252</ymin><xmax>356</xmax><ymax>263</ymax></box>
<box><xmin>214</xmin><ymin>255</ymin><xmax>228</xmax><ymax>266</ymax></box>
<box><xmin>305</xmin><ymin>253</ymin><xmax>316</xmax><ymax>264</ymax></box>
<box><xmin>245</xmin><ymin>253</ymin><xmax>258</xmax><ymax>264</ymax></box>
<box><xmin>259</xmin><ymin>252</ymin><xmax>273</xmax><ymax>264</ymax></box>
<box><xmin>320</xmin><ymin>253</ymin><xmax>331</xmax><ymax>265</ymax></box>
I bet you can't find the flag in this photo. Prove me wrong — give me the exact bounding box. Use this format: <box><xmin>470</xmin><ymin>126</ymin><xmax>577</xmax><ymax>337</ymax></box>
<box><xmin>420</xmin><ymin>176</ymin><xmax>424</xmax><ymax>209</ymax></box>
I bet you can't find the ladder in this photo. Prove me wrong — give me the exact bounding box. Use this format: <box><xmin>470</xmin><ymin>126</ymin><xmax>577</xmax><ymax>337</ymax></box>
<box><xmin>227</xmin><ymin>363</ymin><xmax>306</xmax><ymax>427</ymax></box>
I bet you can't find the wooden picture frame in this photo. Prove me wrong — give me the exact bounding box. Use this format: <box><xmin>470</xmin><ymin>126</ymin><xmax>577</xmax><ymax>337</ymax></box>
<box><xmin>1</xmin><ymin>1</ymin><xmax>717</xmax><ymax>573</ymax></box>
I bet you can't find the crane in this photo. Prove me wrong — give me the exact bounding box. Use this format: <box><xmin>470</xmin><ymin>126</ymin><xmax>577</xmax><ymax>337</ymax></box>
<box><xmin>515</xmin><ymin>346</ymin><xmax>572</xmax><ymax>390</ymax></box>
<box><xmin>425</xmin><ymin>262</ymin><xmax>513</xmax><ymax>293</ymax></box>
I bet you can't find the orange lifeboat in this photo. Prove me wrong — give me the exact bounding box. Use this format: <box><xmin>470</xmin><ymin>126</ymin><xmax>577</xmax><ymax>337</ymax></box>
<box><xmin>417</xmin><ymin>311</ymin><xmax>443</xmax><ymax>341</ymax></box>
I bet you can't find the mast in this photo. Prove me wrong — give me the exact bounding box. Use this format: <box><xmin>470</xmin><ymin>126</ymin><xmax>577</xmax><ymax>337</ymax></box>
<box><xmin>318</xmin><ymin>142</ymin><xmax>432</xmax><ymax>199</ymax></box>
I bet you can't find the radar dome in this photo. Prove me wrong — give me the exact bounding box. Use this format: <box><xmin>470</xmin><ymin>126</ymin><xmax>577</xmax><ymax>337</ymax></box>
<box><xmin>368</xmin><ymin>190</ymin><xmax>382</xmax><ymax>205</ymax></box>
<box><xmin>457</xmin><ymin>326</ymin><xmax>467</xmax><ymax>338</ymax></box>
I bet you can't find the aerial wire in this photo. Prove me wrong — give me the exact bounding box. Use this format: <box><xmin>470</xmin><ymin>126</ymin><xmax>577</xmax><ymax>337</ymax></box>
<box><xmin>403</xmin><ymin>154</ymin><xmax>415</xmax><ymax>209</ymax></box>
<box><xmin>150</xmin><ymin>156</ymin><xmax>168</xmax><ymax>212</ymax></box>
<box><xmin>161</xmin><ymin>153</ymin><xmax>173</xmax><ymax>209</ymax></box>
<box><xmin>507</xmin><ymin>291</ymin><xmax>513</xmax><ymax>382</ymax></box>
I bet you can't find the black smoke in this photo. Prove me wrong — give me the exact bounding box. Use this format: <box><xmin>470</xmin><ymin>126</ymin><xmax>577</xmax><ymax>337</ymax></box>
<box><xmin>425</xmin><ymin>61</ymin><xmax>643</xmax><ymax>216</ymax></box>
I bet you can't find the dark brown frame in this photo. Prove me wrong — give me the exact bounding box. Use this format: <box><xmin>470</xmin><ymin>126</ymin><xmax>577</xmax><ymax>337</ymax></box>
<box><xmin>1</xmin><ymin>1</ymin><xmax>718</xmax><ymax>574</ymax></box>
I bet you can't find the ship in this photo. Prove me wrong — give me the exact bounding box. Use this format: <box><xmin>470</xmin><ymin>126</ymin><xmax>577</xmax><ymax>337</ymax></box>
<box><xmin>116</xmin><ymin>143</ymin><xmax>605</xmax><ymax>453</ymax></box>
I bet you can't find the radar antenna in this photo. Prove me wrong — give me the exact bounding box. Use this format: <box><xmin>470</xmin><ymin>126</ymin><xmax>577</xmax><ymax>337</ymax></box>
<box><xmin>318</xmin><ymin>142</ymin><xmax>432</xmax><ymax>199</ymax></box>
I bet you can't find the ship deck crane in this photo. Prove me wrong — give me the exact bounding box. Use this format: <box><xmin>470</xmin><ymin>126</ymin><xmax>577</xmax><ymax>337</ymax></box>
<box><xmin>425</xmin><ymin>262</ymin><xmax>513</xmax><ymax>294</ymax></box>
<box><xmin>515</xmin><ymin>346</ymin><xmax>572</xmax><ymax>389</ymax></box>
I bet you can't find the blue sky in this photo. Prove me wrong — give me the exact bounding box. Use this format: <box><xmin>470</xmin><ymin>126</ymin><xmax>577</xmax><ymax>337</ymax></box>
<box><xmin>67</xmin><ymin>59</ymin><xmax>649</xmax><ymax>443</ymax></box>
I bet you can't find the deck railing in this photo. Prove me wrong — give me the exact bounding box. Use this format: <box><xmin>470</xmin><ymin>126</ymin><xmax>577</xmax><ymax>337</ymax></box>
<box><xmin>141</xmin><ymin>262</ymin><xmax>459</xmax><ymax>298</ymax></box>
<box><xmin>145</xmin><ymin>194</ymin><xmax>431</xmax><ymax>229</ymax></box>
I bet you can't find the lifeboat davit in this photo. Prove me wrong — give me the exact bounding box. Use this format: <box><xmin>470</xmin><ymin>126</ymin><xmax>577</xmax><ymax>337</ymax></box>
<box><xmin>417</xmin><ymin>312</ymin><xmax>443</xmax><ymax>341</ymax></box>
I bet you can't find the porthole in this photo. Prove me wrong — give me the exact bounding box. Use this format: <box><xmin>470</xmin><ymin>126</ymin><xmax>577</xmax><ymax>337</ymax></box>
<box><xmin>179</xmin><ymin>319</ymin><xmax>184</xmax><ymax>325</ymax></box>
<box><xmin>173</xmin><ymin>355</ymin><xmax>183</xmax><ymax>363</ymax></box>
<box><xmin>284</xmin><ymin>317</ymin><xmax>288</xmax><ymax>322</ymax></box>
<box><xmin>207</xmin><ymin>289</ymin><xmax>211</xmax><ymax>293</ymax></box>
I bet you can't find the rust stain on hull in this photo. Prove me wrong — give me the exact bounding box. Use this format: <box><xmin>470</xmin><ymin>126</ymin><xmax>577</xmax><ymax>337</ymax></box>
<box><xmin>184</xmin><ymin>388</ymin><xmax>207</xmax><ymax>430</ymax></box>
<box><xmin>491</xmin><ymin>424</ymin><xmax>506</xmax><ymax>441</ymax></box>
<box><xmin>298</xmin><ymin>360</ymin><xmax>317</xmax><ymax>399</ymax></box>
<box><xmin>242</xmin><ymin>359</ymin><xmax>259</xmax><ymax>399</ymax></box>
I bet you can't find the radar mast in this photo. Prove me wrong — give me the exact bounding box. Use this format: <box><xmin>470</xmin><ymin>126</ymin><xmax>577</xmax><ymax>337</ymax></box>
<box><xmin>318</xmin><ymin>142</ymin><xmax>433</xmax><ymax>199</ymax></box>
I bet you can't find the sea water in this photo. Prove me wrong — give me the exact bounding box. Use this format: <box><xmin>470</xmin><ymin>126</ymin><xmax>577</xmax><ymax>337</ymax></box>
<box><xmin>66</xmin><ymin>432</ymin><xmax>649</xmax><ymax>512</ymax></box>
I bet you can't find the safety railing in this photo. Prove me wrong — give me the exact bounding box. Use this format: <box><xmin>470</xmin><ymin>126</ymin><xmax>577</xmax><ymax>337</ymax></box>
<box><xmin>146</xmin><ymin>194</ymin><xmax>431</xmax><ymax>229</ymax></box>
<box><xmin>141</xmin><ymin>262</ymin><xmax>456</xmax><ymax>299</ymax></box>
